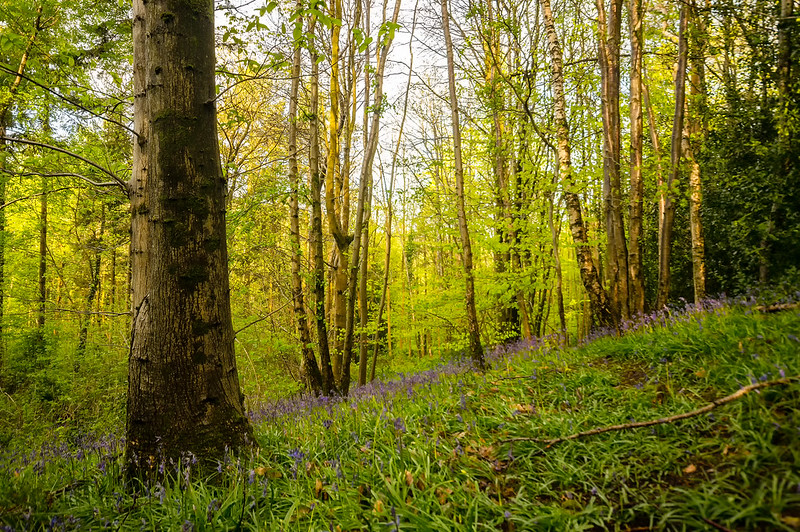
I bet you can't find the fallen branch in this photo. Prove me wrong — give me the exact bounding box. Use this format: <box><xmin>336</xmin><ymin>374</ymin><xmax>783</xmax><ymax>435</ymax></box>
<box><xmin>754</xmin><ymin>302</ymin><xmax>800</xmax><ymax>313</ymax></box>
<box><xmin>502</xmin><ymin>376</ymin><xmax>799</xmax><ymax>449</ymax></box>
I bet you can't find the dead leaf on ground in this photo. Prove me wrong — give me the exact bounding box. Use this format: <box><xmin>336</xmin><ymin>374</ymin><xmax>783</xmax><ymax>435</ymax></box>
<box><xmin>373</xmin><ymin>499</ymin><xmax>384</xmax><ymax>513</ymax></box>
<box><xmin>405</xmin><ymin>470</ymin><xmax>414</xmax><ymax>486</ymax></box>
<box><xmin>780</xmin><ymin>515</ymin><xmax>800</xmax><ymax>529</ymax></box>
<box><xmin>683</xmin><ymin>464</ymin><xmax>697</xmax><ymax>474</ymax></box>
<box><xmin>436</xmin><ymin>486</ymin><xmax>453</xmax><ymax>504</ymax></box>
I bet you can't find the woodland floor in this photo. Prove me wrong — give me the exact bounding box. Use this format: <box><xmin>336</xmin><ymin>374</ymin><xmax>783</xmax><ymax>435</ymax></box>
<box><xmin>1</xmin><ymin>293</ymin><xmax>800</xmax><ymax>530</ymax></box>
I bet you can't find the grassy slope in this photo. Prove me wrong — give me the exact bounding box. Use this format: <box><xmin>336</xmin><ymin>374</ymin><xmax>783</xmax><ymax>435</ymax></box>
<box><xmin>1</xmin><ymin>300</ymin><xmax>799</xmax><ymax>531</ymax></box>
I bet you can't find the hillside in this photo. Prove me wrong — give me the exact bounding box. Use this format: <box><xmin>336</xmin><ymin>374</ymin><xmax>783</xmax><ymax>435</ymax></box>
<box><xmin>1</xmin><ymin>295</ymin><xmax>799</xmax><ymax>530</ymax></box>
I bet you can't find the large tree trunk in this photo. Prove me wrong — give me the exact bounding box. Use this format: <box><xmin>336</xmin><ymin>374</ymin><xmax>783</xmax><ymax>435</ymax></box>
<box><xmin>441</xmin><ymin>0</ymin><xmax>485</xmax><ymax>369</ymax></box>
<box><xmin>656</xmin><ymin>3</ymin><xmax>689</xmax><ymax>309</ymax></box>
<box><xmin>289</xmin><ymin>9</ymin><xmax>323</xmax><ymax>395</ymax></box>
<box><xmin>541</xmin><ymin>0</ymin><xmax>615</xmax><ymax>329</ymax></box>
<box><xmin>126</xmin><ymin>0</ymin><xmax>253</xmax><ymax>475</ymax></box>
<box><xmin>596</xmin><ymin>0</ymin><xmax>629</xmax><ymax>322</ymax></box>
<box><xmin>628</xmin><ymin>0</ymin><xmax>645</xmax><ymax>315</ymax></box>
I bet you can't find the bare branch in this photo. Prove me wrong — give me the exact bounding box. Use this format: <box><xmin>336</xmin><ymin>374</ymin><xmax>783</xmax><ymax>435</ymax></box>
<box><xmin>0</xmin><ymin>136</ymin><xmax>129</xmax><ymax>195</ymax></box>
<box><xmin>503</xmin><ymin>376</ymin><xmax>800</xmax><ymax>449</ymax></box>
<box><xmin>0</xmin><ymin>63</ymin><xmax>138</xmax><ymax>139</ymax></box>
<box><xmin>0</xmin><ymin>186</ymin><xmax>77</xmax><ymax>210</ymax></box>
<box><xmin>1</xmin><ymin>168</ymin><xmax>119</xmax><ymax>191</ymax></box>
<box><xmin>233</xmin><ymin>301</ymin><xmax>291</xmax><ymax>336</ymax></box>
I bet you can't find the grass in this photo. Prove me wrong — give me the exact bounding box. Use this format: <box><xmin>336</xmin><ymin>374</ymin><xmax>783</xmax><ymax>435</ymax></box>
<box><xmin>1</xmin><ymin>296</ymin><xmax>799</xmax><ymax>530</ymax></box>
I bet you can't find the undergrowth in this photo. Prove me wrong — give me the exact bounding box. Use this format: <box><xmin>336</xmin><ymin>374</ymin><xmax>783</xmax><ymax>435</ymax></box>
<box><xmin>1</xmin><ymin>297</ymin><xmax>799</xmax><ymax>530</ymax></box>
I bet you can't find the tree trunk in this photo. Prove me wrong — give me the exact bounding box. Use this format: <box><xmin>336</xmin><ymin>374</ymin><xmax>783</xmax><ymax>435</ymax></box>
<box><xmin>78</xmin><ymin>204</ymin><xmax>105</xmax><ymax>359</ymax></box>
<box><xmin>482</xmin><ymin>0</ymin><xmax>519</xmax><ymax>341</ymax></box>
<box><xmin>441</xmin><ymin>0</ymin><xmax>485</xmax><ymax>369</ymax></box>
<box><xmin>341</xmin><ymin>0</ymin><xmax>401</xmax><ymax>394</ymax></box>
<box><xmin>548</xmin><ymin>188</ymin><xmax>567</xmax><ymax>342</ymax></box>
<box><xmin>289</xmin><ymin>9</ymin><xmax>323</xmax><ymax>395</ymax></box>
<box><xmin>596</xmin><ymin>0</ymin><xmax>629</xmax><ymax>322</ymax></box>
<box><xmin>126</xmin><ymin>0</ymin><xmax>253</xmax><ymax>475</ymax></box>
<box><xmin>686</xmin><ymin>0</ymin><xmax>707</xmax><ymax>301</ymax></box>
<box><xmin>541</xmin><ymin>0</ymin><xmax>616</xmax><ymax>329</ymax></box>
<box><xmin>309</xmin><ymin>18</ymin><xmax>336</xmax><ymax>395</ymax></box>
<box><xmin>37</xmin><ymin>171</ymin><xmax>47</xmax><ymax>329</ymax></box>
<box><xmin>628</xmin><ymin>0</ymin><xmax>645</xmax><ymax>316</ymax></box>
<box><xmin>0</xmin><ymin>5</ymin><xmax>43</xmax><ymax>372</ymax></box>
<box><xmin>656</xmin><ymin>3</ymin><xmax>689</xmax><ymax>309</ymax></box>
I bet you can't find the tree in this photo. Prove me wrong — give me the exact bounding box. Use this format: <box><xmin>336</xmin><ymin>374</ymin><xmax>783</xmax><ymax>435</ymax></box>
<box><xmin>628</xmin><ymin>0</ymin><xmax>645</xmax><ymax>315</ymax></box>
<box><xmin>441</xmin><ymin>0</ymin><xmax>485</xmax><ymax>369</ymax></box>
<box><xmin>540</xmin><ymin>0</ymin><xmax>615</xmax><ymax>329</ymax></box>
<box><xmin>288</xmin><ymin>0</ymin><xmax>323</xmax><ymax>395</ymax></box>
<box><xmin>596</xmin><ymin>0</ymin><xmax>629</xmax><ymax>321</ymax></box>
<box><xmin>656</xmin><ymin>3</ymin><xmax>688</xmax><ymax>309</ymax></box>
<box><xmin>126</xmin><ymin>0</ymin><xmax>253</xmax><ymax>475</ymax></box>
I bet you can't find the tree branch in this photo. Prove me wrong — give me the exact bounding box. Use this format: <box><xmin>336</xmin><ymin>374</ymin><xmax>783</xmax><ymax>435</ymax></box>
<box><xmin>233</xmin><ymin>301</ymin><xmax>290</xmax><ymax>336</ymax></box>
<box><xmin>503</xmin><ymin>376</ymin><xmax>800</xmax><ymax>449</ymax></box>
<box><xmin>0</xmin><ymin>168</ymin><xmax>119</xmax><ymax>191</ymax></box>
<box><xmin>0</xmin><ymin>63</ymin><xmax>138</xmax><ymax>139</ymax></box>
<box><xmin>0</xmin><ymin>136</ymin><xmax>129</xmax><ymax>195</ymax></box>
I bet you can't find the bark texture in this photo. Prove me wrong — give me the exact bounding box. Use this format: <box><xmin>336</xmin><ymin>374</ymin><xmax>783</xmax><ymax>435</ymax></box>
<box><xmin>308</xmin><ymin>22</ymin><xmax>336</xmax><ymax>395</ymax></box>
<box><xmin>127</xmin><ymin>0</ymin><xmax>253</xmax><ymax>474</ymax></box>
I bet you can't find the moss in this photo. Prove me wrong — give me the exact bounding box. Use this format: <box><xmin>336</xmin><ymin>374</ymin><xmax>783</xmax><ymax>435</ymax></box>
<box><xmin>191</xmin><ymin>348</ymin><xmax>207</xmax><ymax>364</ymax></box>
<box><xmin>163</xmin><ymin>219</ymin><xmax>189</xmax><ymax>248</ymax></box>
<box><xmin>191</xmin><ymin>319</ymin><xmax>217</xmax><ymax>336</ymax></box>
<box><xmin>177</xmin><ymin>261</ymin><xmax>209</xmax><ymax>291</ymax></box>
<box><xmin>203</xmin><ymin>236</ymin><xmax>221</xmax><ymax>252</ymax></box>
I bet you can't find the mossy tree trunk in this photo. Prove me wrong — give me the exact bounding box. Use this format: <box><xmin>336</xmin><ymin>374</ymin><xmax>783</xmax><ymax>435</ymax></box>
<box><xmin>126</xmin><ymin>0</ymin><xmax>253</xmax><ymax>476</ymax></box>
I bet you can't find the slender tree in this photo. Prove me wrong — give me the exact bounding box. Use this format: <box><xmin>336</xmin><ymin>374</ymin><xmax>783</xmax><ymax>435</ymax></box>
<box><xmin>656</xmin><ymin>3</ymin><xmax>688</xmax><ymax>309</ymax></box>
<box><xmin>686</xmin><ymin>0</ymin><xmax>707</xmax><ymax>301</ymax></box>
<box><xmin>441</xmin><ymin>0</ymin><xmax>485</xmax><ymax>368</ymax></box>
<box><xmin>540</xmin><ymin>0</ymin><xmax>615</xmax><ymax>329</ymax></box>
<box><xmin>289</xmin><ymin>2</ymin><xmax>323</xmax><ymax>394</ymax></box>
<box><xmin>628</xmin><ymin>0</ymin><xmax>645</xmax><ymax>315</ymax></box>
<box><xmin>596</xmin><ymin>0</ymin><xmax>629</xmax><ymax>321</ymax></box>
<box><xmin>308</xmin><ymin>13</ymin><xmax>337</xmax><ymax>395</ymax></box>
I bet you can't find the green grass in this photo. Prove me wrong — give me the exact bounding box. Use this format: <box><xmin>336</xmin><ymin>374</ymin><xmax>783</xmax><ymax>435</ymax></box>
<box><xmin>1</xmin><ymin>301</ymin><xmax>799</xmax><ymax>530</ymax></box>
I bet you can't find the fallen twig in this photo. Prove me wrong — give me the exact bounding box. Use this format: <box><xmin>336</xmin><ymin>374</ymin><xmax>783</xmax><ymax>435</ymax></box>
<box><xmin>502</xmin><ymin>376</ymin><xmax>799</xmax><ymax>448</ymax></box>
<box><xmin>701</xmin><ymin>517</ymin><xmax>735</xmax><ymax>532</ymax></box>
<box><xmin>754</xmin><ymin>302</ymin><xmax>800</xmax><ymax>313</ymax></box>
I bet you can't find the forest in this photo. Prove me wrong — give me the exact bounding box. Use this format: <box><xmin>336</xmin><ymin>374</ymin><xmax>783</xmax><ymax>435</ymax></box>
<box><xmin>0</xmin><ymin>0</ymin><xmax>799</xmax><ymax>529</ymax></box>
